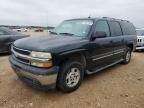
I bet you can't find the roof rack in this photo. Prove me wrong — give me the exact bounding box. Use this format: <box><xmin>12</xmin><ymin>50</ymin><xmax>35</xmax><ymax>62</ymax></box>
<box><xmin>102</xmin><ymin>17</ymin><xmax>116</xmax><ymax>19</ymax></box>
<box><xmin>102</xmin><ymin>17</ymin><xmax>129</xmax><ymax>22</ymax></box>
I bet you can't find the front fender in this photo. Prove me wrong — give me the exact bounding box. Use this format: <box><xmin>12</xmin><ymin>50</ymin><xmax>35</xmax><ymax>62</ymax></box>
<box><xmin>53</xmin><ymin>49</ymin><xmax>88</xmax><ymax>66</ymax></box>
<box><xmin>59</xmin><ymin>49</ymin><xmax>87</xmax><ymax>56</ymax></box>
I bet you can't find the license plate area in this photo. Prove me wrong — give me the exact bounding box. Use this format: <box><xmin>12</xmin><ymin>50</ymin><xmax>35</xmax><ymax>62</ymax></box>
<box><xmin>15</xmin><ymin>68</ymin><xmax>38</xmax><ymax>85</ymax></box>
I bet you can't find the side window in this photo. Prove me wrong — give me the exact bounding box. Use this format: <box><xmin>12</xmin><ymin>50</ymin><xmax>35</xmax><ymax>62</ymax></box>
<box><xmin>120</xmin><ymin>22</ymin><xmax>136</xmax><ymax>35</ymax></box>
<box><xmin>95</xmin><ymin>21</ymin><xmax>110</xmax><ymax>37</ymax></box>
<box><xmin>109</xmin><ymin>21</ymin><xmax>122</xmax><ymax>36</ymax></box>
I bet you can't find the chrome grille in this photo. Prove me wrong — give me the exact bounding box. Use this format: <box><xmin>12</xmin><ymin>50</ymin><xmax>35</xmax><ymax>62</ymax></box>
<box><xmin>13</xmin><ymin>46</ymin><xmax>31</xmax><ymax>55</ymax></box>
<box><xmin>137</xmin><ymin>39</ymin><xmax>142</xmax><ymax>43</ymax></box>
<box><xmin>12</xmin><ymin>46</ymin><xmax>31</xmax><ymax>64</ymax></box>
<box><xmin>12</xmin><ymin>46</ymin><xmax>50</xmax><ymax>64</ymax></box>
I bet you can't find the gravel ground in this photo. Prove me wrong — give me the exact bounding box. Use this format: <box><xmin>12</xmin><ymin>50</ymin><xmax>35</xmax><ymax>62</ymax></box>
<box><xmin>0</xmin><ymin>32</ymin><xmax>144</xmax><ymax>108</ymax></box>
<box><xmin>0</xmin><ymin>52</ymin><xmax>144</xmax><ymax>108</ymax></box>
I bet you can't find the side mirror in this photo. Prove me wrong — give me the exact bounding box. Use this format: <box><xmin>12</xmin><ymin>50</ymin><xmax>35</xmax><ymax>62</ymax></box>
<box><xmin>91</xmin><ymin>31</ymin><xmax>106</xmax><ymax>40</ymax></box>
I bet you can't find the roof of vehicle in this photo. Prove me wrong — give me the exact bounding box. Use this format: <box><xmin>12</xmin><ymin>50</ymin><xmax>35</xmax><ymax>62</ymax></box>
<box><xmin>65</xmin><ymin>17</ymin><xmax>130</xmax><ymax>23</ymax></box>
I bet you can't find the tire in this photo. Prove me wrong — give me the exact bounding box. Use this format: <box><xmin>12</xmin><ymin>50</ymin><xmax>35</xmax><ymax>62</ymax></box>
<box><xmin>56</xmin><ymin>61</ymin><xmax>84</xmax><ymax>93</ymax></box>
<box><xmin>122</xmin><ymin>47</ymin><xmax>132</xmax><ymax>64</ymax></box>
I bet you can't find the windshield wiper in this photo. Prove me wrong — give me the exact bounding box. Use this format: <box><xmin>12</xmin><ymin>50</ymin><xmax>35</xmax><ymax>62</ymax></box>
<box><xmin>59</xmin><ymin>32</ymin><xmax>75</xmax><ymax>36</ymax></box>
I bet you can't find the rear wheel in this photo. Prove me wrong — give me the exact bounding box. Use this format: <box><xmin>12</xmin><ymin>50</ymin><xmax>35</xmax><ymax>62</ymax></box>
<box><xmin>57</xmin><ymin>61</ymin><xmax>84</xmax><ymax>93</ymax></box>
<box><xmin>122</xmin><ymin>48</ymin><xmax>132</xmax><ymax>64</ymax></box>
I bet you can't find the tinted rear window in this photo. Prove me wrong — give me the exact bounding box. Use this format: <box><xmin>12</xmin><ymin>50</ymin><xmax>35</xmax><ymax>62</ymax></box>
<box><xmin>120</xmin><ymin>21</ymin><xmax>136</xmax><ymax>35</ymax></box>
<box><xmin>109</xmin><ymin>21</ymin><xmax>122</xmax><ymax>36</ymax></box>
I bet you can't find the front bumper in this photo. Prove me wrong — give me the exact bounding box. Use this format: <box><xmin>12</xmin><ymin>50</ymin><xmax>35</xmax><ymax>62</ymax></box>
<box><xmin>9</xmin><ymin>56</ymin><xmax>59</xmax><ymax>89</ymax></box>
<box><xmin>136</xmin><ymin>42</ymin><xmax>144</xmax><ymax>50</ymax></box>
<box><xmin>136</xmin><ymin>46</ymin><xmax>144</xmax><ymax>50</ymax></box>
<box><xmin>136</xmin><ymin>43</ymin><xmax>144</xmax><ymax>50</ymax></box>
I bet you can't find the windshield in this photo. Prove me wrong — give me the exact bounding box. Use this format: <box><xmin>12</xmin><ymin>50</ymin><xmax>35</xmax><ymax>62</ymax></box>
<box><xmin>137</xmin><ymin>30</ymin><xmax>144</xmax><ymax>36</ymax></box>
<box><xmin>52</xmin><ymin>20</ymin><xmax>93</xmax><ymax>37</ymax></box>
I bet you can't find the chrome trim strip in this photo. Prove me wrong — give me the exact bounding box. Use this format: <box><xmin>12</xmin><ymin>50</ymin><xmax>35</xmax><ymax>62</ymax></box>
<box><xmin>12</xmin><ymin>48</ymin><xmax>50</xmax><ymax>63</ymax></box>
<box><xmin>92</xmin><ymin>50</ymin><xmax>124</xmax><ymax>61</ymax></box>
<box><xmin>113</xmin><ymin>51</ymin><xmax>124</xmax><ymax>55</ymax></box>
<box><xmin>92</xmin><ymin>53</ymin><xmax>113</xmax><ymax>61</ymax></box>
<box><xmin>91</xmin><ymin>48</ymin><xmax>125</xmax><ymax>59</ymax></box>
<box><xmin>13</xmin><ymin>55</ymin><xmax>30</xmax><ymax>65</ymax></box>
<box><xmin>13</xmin><ymin>46</ymin><xmax>31</xmax><ymax>53</ymax></box>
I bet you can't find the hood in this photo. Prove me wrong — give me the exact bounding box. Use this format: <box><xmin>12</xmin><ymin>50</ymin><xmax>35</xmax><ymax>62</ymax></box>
<box><xmin>14</xmin><ymin>34</ymin><xmax>83</xmax><ymax>52</ymax></box>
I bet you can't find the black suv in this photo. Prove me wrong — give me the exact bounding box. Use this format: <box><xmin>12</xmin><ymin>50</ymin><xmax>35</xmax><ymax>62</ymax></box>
<box><xmin>9</xmin><ymin>17</ymin><xmax>137</xmax><ymax>92</ymax></box>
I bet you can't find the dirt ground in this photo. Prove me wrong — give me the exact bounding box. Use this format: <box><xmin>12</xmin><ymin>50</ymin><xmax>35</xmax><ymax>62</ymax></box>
<box><xmin>0</xmin><ymin>32</ymin><xmax>144</xmax><ymax>108</ymax></box>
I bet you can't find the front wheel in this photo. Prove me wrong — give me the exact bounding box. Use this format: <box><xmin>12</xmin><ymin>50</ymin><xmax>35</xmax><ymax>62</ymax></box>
<box><xmin>122</xmin><ymin>48</ymin><xmax>132</xmax><ymax>64</ymax></box>
<box><xmin>57</xmin><ymin>61</ymin><xmax>84</xmax><ymax>93</ymax></box>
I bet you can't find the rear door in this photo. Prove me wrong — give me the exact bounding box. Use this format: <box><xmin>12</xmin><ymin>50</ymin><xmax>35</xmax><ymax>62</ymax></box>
<box><xmin>108</xmin><ymin>21</ymin><xmax>125</xmax><ymax>61</ymax></box>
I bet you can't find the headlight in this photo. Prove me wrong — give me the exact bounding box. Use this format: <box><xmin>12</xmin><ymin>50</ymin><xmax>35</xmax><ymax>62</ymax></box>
<box><xmin>31</xmin><ymin>51</ymin><xmax>52</xmax><ymax>59</ymax></box>
<box><xmin>30</xmin><ymin>51</ymin><xmax>52</xmax><ymax>68</ymax></box>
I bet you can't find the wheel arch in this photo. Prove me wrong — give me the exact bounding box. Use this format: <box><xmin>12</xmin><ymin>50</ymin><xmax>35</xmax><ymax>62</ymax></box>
<box><xmin>127</xmin><ymin>43</ymin><xmax>134</xmax><ymax>51</ymax></box>
<box><xmin>58</xmin><ymin>50</ymin><xmax>87</xmax><ymax>69</ymax></box>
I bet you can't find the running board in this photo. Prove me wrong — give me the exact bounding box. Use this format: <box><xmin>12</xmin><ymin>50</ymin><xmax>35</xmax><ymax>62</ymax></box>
<box><xmin>86</xmin><ymin>59</ymin><xmax>124</xmax><ymax>75</ymax></box>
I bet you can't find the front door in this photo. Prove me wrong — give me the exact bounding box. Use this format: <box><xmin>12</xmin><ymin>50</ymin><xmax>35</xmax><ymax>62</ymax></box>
<box><xmin>88</xmin><ymin>20</ymin><xmax>114</xmax><ymax>71</ymax></box>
